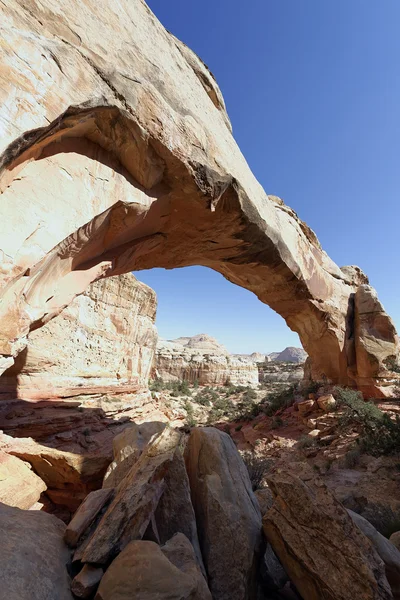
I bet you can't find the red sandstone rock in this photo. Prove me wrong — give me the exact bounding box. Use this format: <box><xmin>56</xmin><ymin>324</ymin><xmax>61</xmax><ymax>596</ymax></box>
<box><xmin>0</xmin><ymin>450</ymin><xmax>46</xmax><ymax>509</ymax></box>
<box><xmin>0</xmin><ymin>0</ymin><xmax>397</xmax><ymax>397</ymax></box>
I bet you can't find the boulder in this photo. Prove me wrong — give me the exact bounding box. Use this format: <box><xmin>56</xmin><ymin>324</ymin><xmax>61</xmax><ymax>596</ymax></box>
<box><xmin>0</xmin><ymin>502</ymin><xmax>73</xmax><ymax>600</ymax></box>
<box><xmin>81</xmin><ymin>427</ymin><xmax>181</xmax><ymax>564</ymax></box>
<box><xmin>155</xmin><ymin>449</ymin><xmax>205</xmax><ymax>573</ymax></box>
<box><xmin>297</xmin><ymin>399</ymin><xmax>315</xmax><ymax>416</ymax></box>
<box><xmin>317</xmin><ymin>394</ymin><xmax>336</xmax><ymax>412</ymax></box>
<box><xmin>0</xmin><ymin>450</ymin><xmax>46</xmax><ymax>509</ymax></box>
<box><xmin>348</xmin><ymin>509</ymin><xmax>400</xmax><ymax>599</ymax></box>
<box><xmin>161</xmin><ymin>533</ymin><xmax>211</xmax><ymax>599</ymax></box>
<box><xmin>185</xmin><ymin>427</ymin><xmax>263</xmax><ymax>600</ymax></box>
<box><xmin>95</xmin><ymin>536</ymin><xmax>211</xmax><ymax>599</ymax></box>
<box><xmin>391</xmin><ymin>533</ymin><xmax>400</xmax><ymax>552</ymax></box>
<box><xmin>263</xmin><ymin>469</ymin><xmax>393</xmax><ymax>600</ymax></box>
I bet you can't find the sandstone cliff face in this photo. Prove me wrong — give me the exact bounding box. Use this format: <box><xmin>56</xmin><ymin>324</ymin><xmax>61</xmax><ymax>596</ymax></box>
<box><xmin>0</xmin><ymin>0</ymin><xmax>398</xmax><ymax>395</ymax></box>
<box><xmin>0</xmin><ymin>274</ymin><xmax>157</xmax><ymax>399</ymax></box>
<box><xmin>155</xmin><ymin>336</ymin><xmax>259</xmax><ymax>387</ymax></box>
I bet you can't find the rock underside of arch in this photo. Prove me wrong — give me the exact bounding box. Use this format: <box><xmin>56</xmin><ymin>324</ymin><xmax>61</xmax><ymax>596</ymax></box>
<box><xmin>0</xmin><ymin>0</ymin><xmax>398</xmax><ymax>397</ymax></box>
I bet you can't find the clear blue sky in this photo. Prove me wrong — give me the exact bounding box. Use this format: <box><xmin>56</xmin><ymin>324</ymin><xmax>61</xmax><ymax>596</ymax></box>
<box><xmin>135</xmin><ymin>0</ymin><xmax>400</xmax><ymax>354</ymax></box>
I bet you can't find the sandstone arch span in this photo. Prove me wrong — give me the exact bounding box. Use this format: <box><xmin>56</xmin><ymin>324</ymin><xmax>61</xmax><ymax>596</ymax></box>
<box><xmin>0</xmin><ymin>0</ymin><xmax>398</xmax><ymax>396</ymax></box>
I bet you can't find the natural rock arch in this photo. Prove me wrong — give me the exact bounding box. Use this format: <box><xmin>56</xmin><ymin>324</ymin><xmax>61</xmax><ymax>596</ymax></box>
<box><xmin>0</xmin><ymin>0</ymin><xmax>398</xmax><ymax>396</ymax></box>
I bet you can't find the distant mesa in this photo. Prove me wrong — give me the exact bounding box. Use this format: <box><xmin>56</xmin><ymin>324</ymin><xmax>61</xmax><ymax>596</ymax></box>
<box><xmin>234</xmin><ymin>346</ymin><xmax>308</xmax><ymax>364</ymax></box>
<box><xmin>272</xmin><ymin>347</ymin><xmax>308</xmax><ymax>364</ymax></box>
<box><xmin>169</xmin><ymin>334</ymin><xmax>228</xmax><ymax>355</ymax></box>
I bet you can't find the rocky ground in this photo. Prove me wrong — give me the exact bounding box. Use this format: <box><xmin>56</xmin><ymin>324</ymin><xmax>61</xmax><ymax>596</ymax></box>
<box><xmin>2</xmin><ymin>366</ymin><xmax>400</xmax><ymax>599</ymax></box>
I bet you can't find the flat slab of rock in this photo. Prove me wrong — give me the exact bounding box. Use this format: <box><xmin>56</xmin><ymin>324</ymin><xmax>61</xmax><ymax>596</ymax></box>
<box><xmin>95</xmin><ymin>535</ymin><xmax>211</xmax><ymax>600</ymax></box>
<box><xmin>82</xmin><ymin>427</ymin><xmax>181</xmax><ymax>564</ymax></box>
<box><xmin>263</xmin><ymin>469</ymin><xmax>393</xmax><ymax>600</ymax></box>
<box><xmin>0</xmin><ymin>502</ymin><xmax>73</xmax><ymax>599</ymax></box>
<box><xmin>103</xmin><ymin>421</ymin><xmax>166</xmax><ymax>488</ymax></box>
<box><xmin>65</xmin><ymin>488</ymin><xmax>114</xmax><ymax>547</ymax></box>
<box><xmin>185</xmin><ymin>427</ymin><xmax>262</xmax><ymax>600</ymax></box>
<box><xmin>0</xmin><ymin>450</ymin><xmax>46</xmax><ymax>509</ymax></box>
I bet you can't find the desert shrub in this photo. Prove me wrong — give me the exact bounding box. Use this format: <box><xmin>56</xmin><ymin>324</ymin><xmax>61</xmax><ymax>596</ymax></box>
<box><xmin>335</xmin><ymin>387</ymin><xmax>382</xmax><ymax>426</ymax></box>
<box><xmin>149</xmin><ymin>377</ymin><xmax>165</xmax><ymax>391</ymax></box>
<box><xmin>149</xmin><ymin>378</ymin><xmax>192</xmax><ymax>395</ymax></box>
<box><xmin>242</xmin><ymin>387</ymin><xmax>257</xmax><ymax>401</ymax></box>
<box><xmin>234</xmin><ymin>398</ymin><xmax>262</xmax><ymax>421</ymax></box>
<box><xmin>193</xmin><ymin>391</ymin><xmax>211</xmax><ymax>406</ymax></box>
<box><xmin>384</xmin><ymin>357</ymin><xmax>400</xmax><ymax>374</ymax></box>
<box><xmin>194</xmin><ymin>387</ymin><xmax>219</xmax><ymax>407</ymax></box>
<box><xmin>242</xmin><ymin>452</ymin><xmax>273</xmax><ymax>491</ymax></box>
<box><xmin>225</xmin><ymin>384</ymin><xmax>247</xmax><ymax>395</ymax></box>
<box><xmin>271</xmin><ymin>416</ymin><xmax>284</xmax><ymax>429</ymax></box>
<box><xmin>224</xmin><ymin>385</ymin><xmax>235</xmax><ymax>397</ymax></box>
<box><xmin>193</xmin><ymin>379</ymin><xmax>199</xmax><ymax>389</ymax></box>
<box><xmin>334</xmin><ymin>387</ymin><xmax>400</xmax><ymax>456</ymax></box>
<box><xmin>302</xmin><ymin>380</ymin><xmax>320</xmax><ymax>395</ymax></box>
<box><xmin>207</xmin><ymin>395</ymin><xmax>235</xmax><ymax>423</ymax></box>
<box><xmin>183</xmin><ymin>400</ymin><xmax>196</xmax><ymax>428</ymax></box>
<box><xmin>263</xmin><ymin>384</ymin><xmax>296</xmax><ymax>416</ymax></box>
<box><xmin>298</xmin><ymin>435</ymin><xmax>317</xmax><ymax>449</ymax></box>
<box><xmin>213</xmin><ymin>396</ymin><xmax>232</xmax><ymax>413</ymax></box>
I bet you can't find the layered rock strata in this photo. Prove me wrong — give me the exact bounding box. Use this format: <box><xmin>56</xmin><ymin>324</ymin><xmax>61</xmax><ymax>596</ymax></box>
<box><xmin>0</xmin><ymin>274</ymin><xmax>157</xmax><ymax>400</ymax></box>
<box><xmin>0</xmin><ymin>0</ymin><xmax>398</xmax><ymax>395</ymax></box>
<box><xmin>155</xmin><ymin>335</ymin><xmax>259</xmax><ymax>387</ymax></box>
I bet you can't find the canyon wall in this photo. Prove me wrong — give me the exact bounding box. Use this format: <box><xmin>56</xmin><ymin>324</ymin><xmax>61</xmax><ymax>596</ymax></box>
<box><xmin>155</xmin><ymin>336</ymin><xmax>259</xmax><ymax>387</ymax></box>
<box><xmin>0</xmin><ymin>0</ymin><xmax>398</xmax><ymax>396</ymax></box>
<box><xmin>0</xmin><ymin>274</ymin><xmax>157</xmax><ymax>399</ymax></box>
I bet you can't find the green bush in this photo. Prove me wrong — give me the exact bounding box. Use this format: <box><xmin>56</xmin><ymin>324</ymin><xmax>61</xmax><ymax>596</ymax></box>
<box><xmin>193</xmin><ymin>387</ymin><xmax>219</xmax><ymax>407</ymax></box>
<box><xmin>384</xmin><ymin>357</ymin><xmax>400</xmax><ymax>374</ymax></box>
<box><xmin>225</xmin><ymin>385</ymin><xmax>247</xmax><ymax>396</ymax></box>
<box><xmin>149</xmin><ymin>377</ymin><xmax>165</xmax><ymax>392</ymax></box>
<box><xmin>271</xmin><ymin>416</ymin><xmax>284</xmax><ymax>429</ymax></box>
<box><xmin>298</xmin><ymin>435</ymin><xmax>317</xmax><ymax>449</ymax></box>
<box><xmin>183</xmin><ymin>400</ymin><xmax>196</xmax><ymax>428</ymax></box>
<box><xmin>193</xmin><ymin>391</ymin><xmax>211</xmax><ymax>406</ymax></box>
<box><xmin>263</xmin><ymin>385</ymin><xmax>296</xmax><ymax>416</ymax></box>
<box><xmin>334</xmin><ymin>386</ymin><xmax>400</xmax><ymax>456</ymax></box>
<box><xmin>234</xmin><ymin>399</ymin><xmax>262</xmax><ymax>421</ymax></box>
<box><xmin>242</xmin><ymin>387</ymin><xmax>257</xmax><ymax>401</ymax></box>
<box><xmin>301</xmin><ymin>380</ymin><xmax>320</xmax><ymax>396</ymax></box>
<box><xmin>242</xmin><ymin>452</ymin><xmax>273</xmax><ymax>491</ymax></box>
